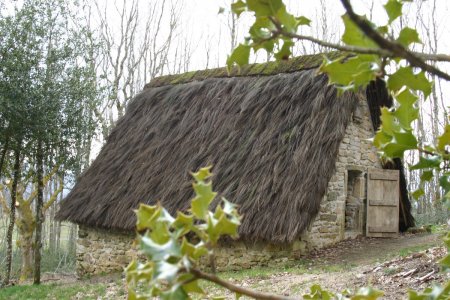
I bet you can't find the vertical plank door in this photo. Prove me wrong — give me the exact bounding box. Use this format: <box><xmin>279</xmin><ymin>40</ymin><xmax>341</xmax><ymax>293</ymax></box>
<box><xmin>366</xmin><ymin>169</ymin><xmax>399</xmax><ymax>237</ymax></box>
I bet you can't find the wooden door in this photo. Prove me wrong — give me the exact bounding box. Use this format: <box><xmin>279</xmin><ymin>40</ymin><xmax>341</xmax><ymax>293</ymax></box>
<box><xmin>366</xmin><ymin>169</ymin><xmax>399</xmax><ymax>237</ymax></box>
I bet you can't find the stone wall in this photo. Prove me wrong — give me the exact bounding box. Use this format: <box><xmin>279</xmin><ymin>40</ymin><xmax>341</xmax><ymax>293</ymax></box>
<box><xmin>301</xmin><ymin>94</ymin><xmax>382</xmax><ymax>249</ymax></box>
<box><xmin>76</xmin><ymin>226</ymin><xmax>139</xmax><ymax>277</ymax></box>
<box><xmin>76</xmin><ymin>95</ymin><xmax>383</xmax><ymax>276</ymax></box>
<box><xmin>76</xmin><ymin>226</ymin><xmax>306</xmax><ymax>276</ymax></box>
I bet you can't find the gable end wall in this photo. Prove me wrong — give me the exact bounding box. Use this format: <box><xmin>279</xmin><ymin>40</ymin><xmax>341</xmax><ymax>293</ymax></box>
<box><xmin>300</xmin><ymin>93</ymin><xmax>382</xmax><ymax>250</ymax></box>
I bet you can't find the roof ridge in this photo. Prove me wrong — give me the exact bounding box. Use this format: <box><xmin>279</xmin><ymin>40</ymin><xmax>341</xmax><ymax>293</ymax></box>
<box><xmin>145</xmin><ymin>52</ymin><xmax>341</xmax><ymax>88</ymax></box>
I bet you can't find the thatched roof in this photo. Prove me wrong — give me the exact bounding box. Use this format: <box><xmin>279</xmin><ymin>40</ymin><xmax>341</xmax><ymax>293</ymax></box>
<box><xmin>57</xmin><ymin>53</ymin><xmax>413</xmax><ymax>243</ymax></box>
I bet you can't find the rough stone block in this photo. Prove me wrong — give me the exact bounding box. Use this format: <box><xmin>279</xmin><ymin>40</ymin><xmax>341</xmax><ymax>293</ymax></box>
<box><xmin>320</xmin><ymin>214</ymin><xmax>337</xmax><ymax>222</ymax></box>
<box><xmin>292</xmin><ymin>240</ymin><xmax>306</xmax><ymax>252</ymax></box>
<box><xmin>327</xmin><ymin>191</ymin><xmax>338</xmax><ymax>202</ymax></box>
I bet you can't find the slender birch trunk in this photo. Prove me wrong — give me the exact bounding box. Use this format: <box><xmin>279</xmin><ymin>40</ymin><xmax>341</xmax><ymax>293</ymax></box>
<box><xmin>3</xmin><ymin>146</ymin><xmax>21</xmax><ymax>286</ymax></box>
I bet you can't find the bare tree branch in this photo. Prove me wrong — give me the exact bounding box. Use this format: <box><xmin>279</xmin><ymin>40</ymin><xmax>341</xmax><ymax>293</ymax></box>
<box><xmin>339</xmin><ymin>0</ymin><xmax>450</xmax><ymax>81</ymax></box>
<box><xmin>190</xmin><ymin>268</ymin><xmax>296</xmax><ymax>300</ymax></box>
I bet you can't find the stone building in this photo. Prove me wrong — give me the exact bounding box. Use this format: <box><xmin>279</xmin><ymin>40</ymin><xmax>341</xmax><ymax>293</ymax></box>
<box><xmin>57</xmin><ymin>53</ymin><xmax>414</xmax><ymax>276</ymax></box>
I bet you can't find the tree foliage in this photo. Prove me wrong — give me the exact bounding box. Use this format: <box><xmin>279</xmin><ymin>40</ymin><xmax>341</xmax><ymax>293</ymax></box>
<box><xmin>0</xmin><ymin>0</ymin><xmax>98</xmax><ymax>284</ymax></box>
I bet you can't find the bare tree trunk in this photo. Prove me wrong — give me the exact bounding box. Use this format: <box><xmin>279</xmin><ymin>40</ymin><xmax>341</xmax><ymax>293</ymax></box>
<box><xmin>68</xmin><ymin>224</ymin><xmax>77</xmax><ymax>257</ymax></box>
<box><xmin>417</xmin><ymin>103</ymin><xmax>427</xmax><ymax>214</ymax></box>
<box><xmin>0</xmin><ymin>137</ymin><xmax>8</xmax><ymax>178</ymax></box>
<box><xmin>33</xmin><ymin>141</ymin><xmax>44</xmax><ymax>284</ymax></box>
<box><xmin>20</xmin><ymin>234</ymin><xmax>34</xmax><ymax>282</ymax></box>
<box><xmin>3</xmin><ymin>146</ymin><xmax>21</xmax><ymax>286</ymax></box>
<box><xmin>56</xmin><ymin>221</ymin><xmax>61</xmax><ymax>252</ymax></box>
<box><xmin>49</xmin><ymin>205</ymin><xmax>55</xmax><ymax>253</ymax></box>
<box><xmin>48</xmin><ymin>180</ymin><xmax>57</xmax><ymax>253</ymax></box>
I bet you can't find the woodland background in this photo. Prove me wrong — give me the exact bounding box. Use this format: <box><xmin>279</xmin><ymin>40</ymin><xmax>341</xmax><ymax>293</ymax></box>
<box><xmin>0</xmin><ymin>0</ymin><xmax>449</xmax><ymax>283</ymax></box>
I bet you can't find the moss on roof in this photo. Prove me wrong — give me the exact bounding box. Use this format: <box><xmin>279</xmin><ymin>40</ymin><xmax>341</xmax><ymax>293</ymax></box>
<box><xmin>146</xmin><ymin>52</ymin><xmax>342</xmax><ymax>88</ymax></box>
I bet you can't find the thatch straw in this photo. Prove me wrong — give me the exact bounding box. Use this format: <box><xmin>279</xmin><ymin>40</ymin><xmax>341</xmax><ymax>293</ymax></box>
<box><xmin>57</xmin><ymin>62</ymin><xmax>414</xmax><ymax>243</ymax></box>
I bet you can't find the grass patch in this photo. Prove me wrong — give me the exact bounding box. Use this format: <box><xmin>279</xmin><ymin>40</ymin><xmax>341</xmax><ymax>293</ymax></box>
<box><xmin>430</xmin><ymin>224</ymin><xmax>448</xmax><ymax>234</ymax></box>
<box><xmin>0</xmin><ymin>282</ymin><xmax>106</xmax><ymax>300</ymax></box>
<box><xmin>383</xmin><ymin>267</ymin><xmax>399</xmax><ymax>275</ymax></box>
<box><xmin>206</xmin><ymin>259</ymin><xmax>355</xmax><ymax>283</ymax></box>
<box><xmin>398</xmin><ymin>244</ymin><xmax>436</xmax><ymax>257</ymax></box>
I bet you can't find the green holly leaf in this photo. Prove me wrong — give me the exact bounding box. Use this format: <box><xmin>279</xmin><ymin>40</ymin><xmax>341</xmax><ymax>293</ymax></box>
<box><xmin>254</xmin><ymin>40</ymin><xmax>275</xmax><ymax>53</ymax></box>
<box><xmin>127</xmin><ymin>289</ymin><xmax>138</xmax><ymax>300</ymax></box>
<box><xmin>159</xmin><ymin>207</ymin><xmax>175</xmax><ymax>223</ymax></box>
<box><xmin>393</xmin><ymin>130</ymin><xmax>417</xmax><ymax>149</ymax></box>
<box><xmin>410</xmin><ymin>156</ymin><xmax>441</xmax><ymax>170</ymax></box>
<box><xmin>191</xmin><ymin>166</ymin><xmax>213</xmax><ymax>182</ymax></box>
<box><xmin>249</xmin><ymin>17</ymin><xmax>274</xmax><ymax>40</ymax></box>
<box><xmin>379</xmin><ymin>107</ymin><xmax>399</xmax><ymax>136</ymax></box>
<box><xmin>140</xmin><ymin>236</ymin><xmax>181</xmax><ymax>261</ymax></box>
<box><xmin>443</xmin><ymin>232</ymin><xmax>450</xmax><ymax>248</ymax></box>
<box><xmin>173</xmin><ymin>212</ymin><xmax>194</xmax><ymax>237</ymax></box>
<box><xmin>304</xmin><ymin>284</ymin><xmax>334</xmax><ymax>300</ymax></box>
<box><xmin>397</xmin><ymin>27</ymin><xmax>421</xmax><ymax>47</ymax></box>
<box><xmin>147</xmin><ymin>220</ymin><xmax>171</xmax><ymax>244</ymax></box>
<box><xmin>352</xmin><ymin>286</ymin><xmax>384</xmax><ymax>299</ymax></box>
<box><xmin>160</xmin><ymin>285</ymin><xmax>189</xmax><ymax>300</ymax></box>
<box><xmin>181</xmin><ymin>238</ymin><xmax>208</xmax><ymax>260</ymax></box>
<box><xmin>125</xmin><ymin>260</ymin><xmax>138</xmax><ymax>284</ymax></box>
<box><xmin>388</xmin><ymin>67</ymin><xmax>432</xmax><ymax>97</ymax></box>
<box><xmin>373</xmin><ymin>130</ymin><xmax>392</xmax><ymax>149</ymax></box>
<box><xmin>437</xmin><ymin>124</ymin><xmax>450</xmax><ymax>152</ymax></box>
<box><xmin>377</xmin><ymin>25</ymin><xmax>389</xmax><ymax>34</ymax></box>
<box><xmin>408</xmin><ymin>284</ymin><xmax>449</xmax><ymax>300</ymax></box>
<box><xmin>135</xmin><ymin>204</ymin><xmax>159</xmax><ymax>231</ymax></box>
<box><xmin>276</xmin><ymin>6</ymin><xmax>297</xmax><ymax>32</ymax></box>
<box><xmin>127</xmin><ymin>261</ymin><xmax>154</xmax><ymax>284</ymax></box>
<box><xmin>227</xmin><ymin>44</ymin><xmax>251</xmax><ymax>70</ymax></box>
<box><xmin>383</xmin><ymin>141</ymin><xmax>412</xmax><ymax>157</ymax></box>
<box><xmin>384</xmin><ymin>0</ymin><xmax>403</xmax><ymax>24</ymax></box>
<box><xmin>173</xmin><ymin>211</ymin><xmax>193</xmax><ymax>228</ymax></box>
<box><xmin>420</xmin><ymin>170</ymin><xmax>433</xmax><ymax>182</ymax></box>
<box><xmin>153</xmin><ymin>261</ymin><xmax>180</xmax><ymax>283</ymax></box>
<box><xmin>215</xmin><ymin>212</ymin><xmax>240</xmax><ymax>238</ymax></box>
<box><xmin>231</xmin><ymin>0</ymin><xmax>246</xmax><ymax>17</ymax></box>
<box><xmin>394</xmin><ymin>104</ymin><xmax>418</xmax><ymax>130</ymax></box>
<box><xmin>342</xmin><ymin>14</ymin><xmax>377</xmax><ymax>47</ymax></box>
<box><xmin>207</xmin><ymin>203</ymin><xmax>240</xmax><ymax>243</ymax></box>
<box><xmin>296</xmin><ymin>16</ymin><xmax>311</xmax><ymax>26</ymax></box>
<box><xmin>407</xmin><ymin>290</ymin><xmax>431</xmax><ymax>300</ymax></box>
<box><xmin>247</xmin><ymin>0</ymin><xmax>283</xmax><ymax>17</ymax></box>
<box><xmin>274</xmin><ymin>39</ymin><xmax>294</xmax><ymax>61</ymax></box>
<box><xmin>181</xmin><ymin>276</ymin><xmax>205</xmax><ymax>294</ymax></box>
<box><xmin>396</xmin><ymin>87</ymin><xmax>418</xmax><ymax>106</ymax></box>
<box><xmin>439</xmin><ymin>254</ymin><xmax>450</xmax><ymax>269</ymax></box>
<box><xmin>191</xmin><ymin>181</ymin><xmax>217</xmax><ymax>220</ymax></box>
<box><xmin>320</xmin><ymin>55</ymin><xmax>378</xmax><ymax>90</ymax></box>
<box><xmin>222</xmin><ymin>198</ymin><xmax>238</xmax><ymax>215</ymax></box>
<box><xmin>412</xmin><ymin>188</ymin><xmax>425</xmax><ymax>200</ymax></box>
<box><xmin>440</xmin><ymin>175</ymin><xmax>450</xmax><ymax>194</ymax></box>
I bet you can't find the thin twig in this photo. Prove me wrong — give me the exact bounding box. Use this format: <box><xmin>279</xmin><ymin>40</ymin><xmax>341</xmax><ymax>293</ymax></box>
<box><xmin>266</xmin><ymin>8</ymin><xmax>450</xmax><ymax>81</ymax></box>
<box><xmin>417</xmin><ymin>269</ymin><xmax>435</xmax><ymax>282</ymax></box>
<box><xmin>191</xmin><ymin>268</ymin><xmax>296</xmax><ymax>300</ymax></box>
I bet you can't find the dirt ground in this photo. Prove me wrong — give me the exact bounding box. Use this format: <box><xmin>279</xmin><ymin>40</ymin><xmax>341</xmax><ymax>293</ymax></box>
<box><xmin>46</xmin><ymin>232</ymin><xmax>447</xmax><ymax>299</ymax></box>
<box><xmin>215</xmin><ymin>233</ymin><xmax>446</xmax><ymax>299</ymax></box>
